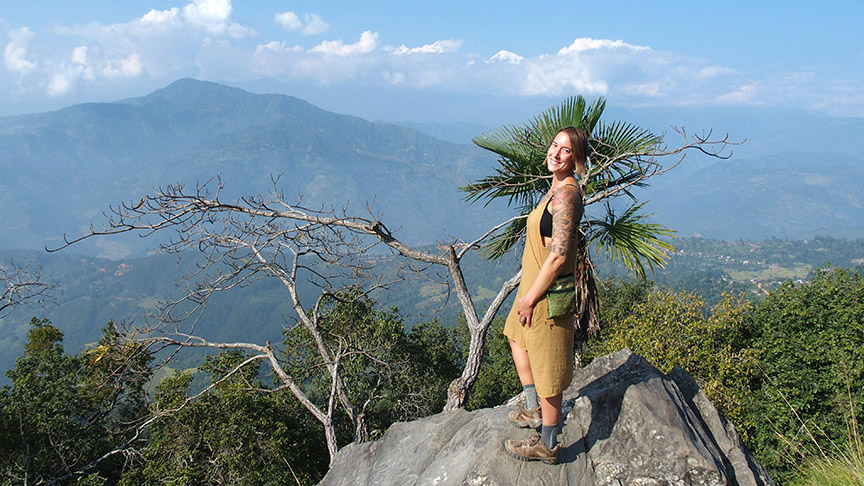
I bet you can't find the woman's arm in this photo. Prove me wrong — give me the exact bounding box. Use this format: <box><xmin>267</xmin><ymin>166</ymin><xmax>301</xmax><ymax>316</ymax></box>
<box><xmin>516</xmin><ymin>185</ymin><xmax>581</xmax><ymax>326</ymax></box>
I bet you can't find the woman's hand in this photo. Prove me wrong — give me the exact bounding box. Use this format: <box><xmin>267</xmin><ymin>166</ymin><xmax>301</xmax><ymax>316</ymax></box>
<box><xmin>517</xmin><ymin>295</ymin><xmax>534</xmax><ymax>327</ymax></box>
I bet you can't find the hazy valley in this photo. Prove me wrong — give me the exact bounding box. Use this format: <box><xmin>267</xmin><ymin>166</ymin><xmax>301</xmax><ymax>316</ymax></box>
<box><xmin>2</xmin><ymin>78</ymin><xmax>864</xmax><ymax>372</ymax></box>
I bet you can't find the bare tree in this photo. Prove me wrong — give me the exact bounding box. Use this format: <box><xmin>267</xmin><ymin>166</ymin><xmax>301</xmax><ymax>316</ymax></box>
<box><xmin>51</xmin><ymin>118</ymin><xmax>737</xmax><ymax>421</ymax></box>
<box><xmin>47</xmin><ymin>179</ymin><xmax>512</xmax><ymax>467</ymax></box>
<box><xmin>46</xmin><ymin>114</ymin><xmax>738</xmax><ymax>476</ymax></box>
<box><xmin>52</xmin><ymin>177</ymin><xmax>526</xmax><ymax>415</ymax></box>
<box><xmin>0</xmin><ymin>259</ymin><xmax>59</xmax><ymax>318</ymax></box>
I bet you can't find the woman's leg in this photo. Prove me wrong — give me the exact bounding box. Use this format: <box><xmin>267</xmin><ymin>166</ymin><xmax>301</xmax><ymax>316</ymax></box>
<box><xmin>540</xmin><ymin>393</ymin><xmax>563</xmax><ymax>448</ymax></box>
<box><xmin>508</xmin><ymin>338</ymin><xmax>541</xmax><ymax>425</ymax></box>
<box><xmin>540</xmin><ymin>394</ymin><xmax>561</xmax><ymax>425</ymax></box>
<box><xmin>509</xmin><ymin>338</ymin><xmax>534</xmax><ymax>385</ymax></box>
<box><xmin>505</xmin><ymin>390</ymin><xmax>562</xmax><ymax>462</ymax></box>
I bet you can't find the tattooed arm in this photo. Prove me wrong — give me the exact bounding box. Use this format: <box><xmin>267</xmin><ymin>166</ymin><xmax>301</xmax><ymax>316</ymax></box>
<box><xmin>516</xmin><ymin>185</ymin><xmax>582</xmax><ymax>326</ymax></box>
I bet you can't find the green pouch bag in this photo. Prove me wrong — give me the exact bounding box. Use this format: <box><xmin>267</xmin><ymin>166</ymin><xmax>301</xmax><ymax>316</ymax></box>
<box><xmin>546</xmin><ymin>273</ymin><xmax>576</xmax><ymax>318</ymax></box>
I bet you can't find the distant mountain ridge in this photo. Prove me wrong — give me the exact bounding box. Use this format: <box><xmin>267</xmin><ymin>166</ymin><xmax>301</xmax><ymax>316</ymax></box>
<box><xmin>2</xmin><ymin>78</ymin><xmax>864</xmax><ymax>259</ymax></box>
<box><xmin>0</xmin><ymin>79</ymin><xmax>500</xmax><ymax>257</ymax></box>
<box><xmin>648</xmin><ymin>150</ymin><xmax>864</xmax><ymax>240</ymax></box>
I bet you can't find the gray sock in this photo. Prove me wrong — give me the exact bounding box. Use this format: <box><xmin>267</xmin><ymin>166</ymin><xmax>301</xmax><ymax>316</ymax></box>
<box><xmin>541</xmin><ymin>424</ymin><xmax>558</xmax><ymax>449</ymax></box>
<box><xmin>523</xmin><ymin>384</ymin><xmax>539</xmax><ymax>410</ymax></box>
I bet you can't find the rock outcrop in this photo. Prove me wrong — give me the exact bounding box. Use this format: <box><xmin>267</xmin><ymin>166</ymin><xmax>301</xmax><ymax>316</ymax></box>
<box><xmin>319</xmin><ymin>348</ymin><xmax>773</xmax><ymax>485</ymax></box>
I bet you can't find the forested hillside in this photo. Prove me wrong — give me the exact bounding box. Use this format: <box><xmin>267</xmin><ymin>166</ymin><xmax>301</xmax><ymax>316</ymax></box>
<box><xmin>3</xmin><ymin>236</ymin><xmax>863</xmax><ymax>376</ymax></box>
<box><xmin>3</xmin><ymin>257</ymin><xmax>862</xmax><ymax>484</ymax></box>
<box><xmin>3</xmin><ymin>81</ymin><xmax>864</xmax><ymax>485</ymax></box>
<box><xmin>0</xmin><ymin>79</ymin><xmax>502</xmax><ymax>257</ymax></box>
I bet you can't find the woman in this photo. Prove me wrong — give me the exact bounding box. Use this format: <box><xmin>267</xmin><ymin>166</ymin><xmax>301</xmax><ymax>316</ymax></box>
<box><xmin>503</xmin><ymin>126</ymin><xmax>587</xmax><ymax>464</ymax></box>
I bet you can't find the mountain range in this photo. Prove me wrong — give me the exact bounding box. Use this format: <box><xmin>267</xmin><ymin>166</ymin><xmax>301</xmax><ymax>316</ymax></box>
<box><xmin>1</xmin><ymin>78</ymin><xmax>863</xmax><ymax>255</ymax></box>
<box><xmin>0</xmin><ymin>79</ymin><xmax>502</xmax><ymax>258</ymax></box>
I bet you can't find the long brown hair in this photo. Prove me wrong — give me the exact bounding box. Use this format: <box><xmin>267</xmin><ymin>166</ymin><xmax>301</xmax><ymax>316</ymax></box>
<box><xmin>556</xmin><ymin>126</ymin><xmax>588</xmax><ymax>178</ymax></box>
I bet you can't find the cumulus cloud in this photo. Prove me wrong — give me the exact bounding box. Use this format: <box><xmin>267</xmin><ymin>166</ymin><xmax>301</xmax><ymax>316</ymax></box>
<box><xmin>102</xmin><ymin>53</ymin><xmax>144</xmax><ymax>79</ymax></box>
<box><xmin>5</xmin><ymin>27</ymin><xmax>38</xmax><ymax>75</ymax></box>
<box><xmin>275</xmin><ymin>11</ymin><xmax>329</xmax><ymax>36</ymax></box>
<box><xmin>1</xmin><ymin>0</ymin><xmax>264</xmax><ymax>99</ymax></box>
<box><xmin>471</xmin><ymin>35</ymin><xmax>749</xmax><ymax>107</ymax></box>
<box><xmin>715</xmin><ymin>83</ymin><xmax>761</xmax><ymax>105</ymax></box>
<box><xmin>2</xmin><ymin>6</ymin><xmax>840</xmax><ymax>116</ymax></box>
<box><xmin>557</xmin><ymin>37</ymin><xmax>650</xmax><ymax>55</ymax></box>
<box><xmin>697</xmin><ymin>65</ymin><xmax>736</xmax><ymax>79</ymax></box>
<box><xmin>140</xmin><ymin>8</ymin><xmax>182</xmax><ymax>25</ymax></box>
<box><xmin>252</xmin><ymin>33</ymin><xmax>383</xmax><ymax>84</ymax></box>
<box><xmin>311</xmin><ymin>30</ymin><xmax>378</xmax><ymax>56</ymax></box>
<box><xmin>44</xmin><ymin>45</ymin><xmax>98</xmax><ymax>96</ymax></box>
<box><xmin>383</xmin><ymin>70</ymin><xmax>406</xmax><ymax>84</ymax></box>
<box><xmin>388</xmin><ymin>39</ymin><xmax>462</xmax><ymax>56</ymax></box>
<box><xmin>182</xmin><ymin>0</ymin><xmax>232</xmax><ymax>35</ymax></box>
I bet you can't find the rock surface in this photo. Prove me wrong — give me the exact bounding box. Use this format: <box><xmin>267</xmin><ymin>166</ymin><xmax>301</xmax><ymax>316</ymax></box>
<box><xmin>319</xmin><ymin>348</ymin><xmax>774</xmax><ymax>485</ymax></box>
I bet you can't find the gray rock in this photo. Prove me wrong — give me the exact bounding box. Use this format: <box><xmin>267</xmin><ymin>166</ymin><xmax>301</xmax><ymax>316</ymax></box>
<box><xmin>319</xmin><ymin>348</ymin><xmax>774</xmax><ymax>485</ymax></box>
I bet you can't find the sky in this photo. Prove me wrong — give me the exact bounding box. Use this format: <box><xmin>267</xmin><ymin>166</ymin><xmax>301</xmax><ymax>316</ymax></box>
<box><xmin>0</xmin><ymin>0</ymin><xmax>861</xmax><ymax>124</ymax></box>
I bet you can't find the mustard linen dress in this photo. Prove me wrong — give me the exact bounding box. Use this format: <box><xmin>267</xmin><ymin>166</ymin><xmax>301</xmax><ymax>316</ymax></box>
<box><xmin>503</xmin><ymin>187</ymin><xmax>580</xmax><ymax>398</ymax></box>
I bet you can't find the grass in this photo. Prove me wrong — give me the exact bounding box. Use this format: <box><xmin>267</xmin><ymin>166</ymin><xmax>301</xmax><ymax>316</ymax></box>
<box><xmin>790</xmin><ymin>385</ymin><xmax>864</xmax><ymax>486</ymax></box>
<box><xmin>793</xmin><ymin>434</ymin><xmax>864</xmax><ymax>485</ymax></box>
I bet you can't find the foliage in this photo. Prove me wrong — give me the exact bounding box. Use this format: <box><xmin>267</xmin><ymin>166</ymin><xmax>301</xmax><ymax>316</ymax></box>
<box><xmin>0</xmin><ymin>318</ymin><xmax>151</xmax><ymax>485</ymax></box>
<box><xmin>746</xmin><ymin>267</ymin><xmax>864</xmax><ymax>484</ymax></box>
<box><xmin>793</xmin><ymin>422</ymin><xmax>864</xmax><ymax>486</ymax></box>
<box><xmin>595</xmin><ymin>277</ymin><xmax>653</xmax><ymax>325</ymax></box>
<box><xmin>284</xmin><ymin>289</ymin><xmax>419</xmax><ymax>441</ymax></box>
<box><xmin>584</xmin><ymin>289</ymin><xmax>761</xmax><ymax>440</ymax></box>
<box><xmin>463</xmin><ymin>95</ymin><xmax>676</xmax><ymax>277</ymax></box>
<box><xmin>121</xmin><ymin>351</ymin><xmax>328</xmax><ymax>486</ymax></box>
<box><xmin>6</xmin><ymin>236</ymin><xmax>863</xmax><ymax>377</ymax></box>
<box><xmin>404</xmin><ymin>319</ymin><xmax>464</xmax><ymax>414</ymax></box>
<box><xmin>454</xmin><ymin>317</ymin><xmax>521</xmax><ymax>411</ymax></box>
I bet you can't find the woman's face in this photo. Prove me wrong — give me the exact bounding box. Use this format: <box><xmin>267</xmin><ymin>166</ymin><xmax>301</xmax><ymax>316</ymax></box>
<box><xmin>546</xmin><ymin>131</ymin><xmax>575</xmax><ymax>175</ymax></box>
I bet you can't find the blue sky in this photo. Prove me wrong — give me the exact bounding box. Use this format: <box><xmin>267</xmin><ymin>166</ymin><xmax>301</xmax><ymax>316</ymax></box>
<box><xmin>1</xmin><ymin>0</ymin><xmax>861</xmax><ymax>123</ymax></box>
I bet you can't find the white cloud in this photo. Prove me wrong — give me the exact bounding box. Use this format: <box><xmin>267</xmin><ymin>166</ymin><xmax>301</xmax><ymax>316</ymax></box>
<box><xmin>383</xmin><ymin>70</ymin><xmax>406</xmax><ymax>84</ymax></box>
<box><xmin>102</xmin><ymin>53</ymin><xmax>144</xmax><ymax>79</ymax></box>
<box><xmin>274</xmin><ymin>12</ymin><xmax>302</xmax><ymax>30</ymax></box>
<box><xmin>256</xmin><ymin>41</ymin><xmax>303</xmax><ymax>55</ymax></box>
<box><xmin>47</xmin><ymin>73</ymin><xmax>74</xmax><ymax>96</ymax></box>
<box><xmin>141</xmin><ymin>8</ymin><xmax>182</xmax><ymax>25</ymax></box>
<box><xmin>715</xmin><ymin>83</ymin><xmax>761</xmax><ymax>105</ymax></box>
<box><xmin>1</xmin><ymin>8</ymin><xmax>849</xmax><ymax>117</ymax></box>
<box><xmin>44</xmin><ymin>45</ymin><xmax>98</xmax><ymax>96</ymax></box>
<box><xmin>389</xmin><ymin>39</ymin><xmax>462</xmax><ymax>56</ymax></box>
<box><xmin>136</xmin><ymin>1</ymin><xmax>253</xmax><ymax>39</ymax></box>
<box><xmin>71</xmin><ymin>46</ymin><xmax>88</xmax><ymax>65</ymax></box>
<box><xmin>697</xmin><ymin>65</ymin><xmax>736</xmax><ymax>79</ymax></box>
<box><xmin>311</xmin><ymin>31</ymin><xmax>378</xmax><ymax>56</ymax></box>
<box><xmin>252</xmin><ymin>35</ymin><xmax>382</xmax><ymax>84</ymax></box>
<box><xmin>521</xmin><ymin>56</ymin><xmax>610</xmax><ymax>96</ymax></box>
<box><xmin>275</xmin><ymin>11</ymin><xmax>329</xmax><ymax>36</ymax></box>
<box><xmin>182</xmin><ymin>0</ymin><xmax>231</xmax><ymax>35</ymax></box>
<box><xmin>5</xmin><ymin>27</ymin><xmax>38</xmax><ymax>75</ymax></box>
<box><xmin>557</xmin><ymin>37</ymin><xmax>651</xmax><ymax>55</ymax></box>
<box><xmin>1</xmin><ymin>0</ymin><xmax>262</xmax><ymax>99</ymax></box>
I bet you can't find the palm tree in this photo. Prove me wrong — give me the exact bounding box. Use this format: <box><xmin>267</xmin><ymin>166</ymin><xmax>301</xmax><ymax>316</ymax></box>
<box><xmin>463</xmin><ymin>95</ymin><xmax>726</xmax><ymax>340</ymax></box>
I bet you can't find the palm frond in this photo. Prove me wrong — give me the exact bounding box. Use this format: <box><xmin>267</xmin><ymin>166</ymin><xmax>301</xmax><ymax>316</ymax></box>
<box><xmin>478</xmin><ymin>210</ymin><xmax>529</xmax><ymax>261</ymax></box>
<box><xmin>586</xmin><ymin>202</ymin><xmax>676</xmax><ymax>278</ymax></box>
<box><xmin>466</xmin><ymin>95</ymin><xmax>677</xmax><ymax>281</ymax></box>
<box><xmin>465</xmin><ymin>95</ymin><xmax>607</xmax><ymax>207</ymax></box>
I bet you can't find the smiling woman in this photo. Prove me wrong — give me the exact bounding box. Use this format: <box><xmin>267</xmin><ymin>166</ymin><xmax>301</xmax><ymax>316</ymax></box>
<box><xmin>502</xmin><ymin>126</ymin><xmax>587</xmax><ymax>464</ymax></box>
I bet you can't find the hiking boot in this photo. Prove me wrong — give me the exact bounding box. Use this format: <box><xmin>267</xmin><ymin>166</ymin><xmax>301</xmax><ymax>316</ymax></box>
<box><xmin>504</xmin><ymin>434</ymin><xmax>560</xmax><ymax>464</ymax></box>
<box><xmin>508</xmin><ymin>405</ymin><xmax>542</xmax><ymax>429</ymax></box>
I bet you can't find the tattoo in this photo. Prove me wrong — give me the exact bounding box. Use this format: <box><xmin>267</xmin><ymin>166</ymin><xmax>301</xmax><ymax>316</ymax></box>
<box><xmin>548</xmin><ymin>186</ymin><xmax>584</xmax><ymax>257</ymax></box>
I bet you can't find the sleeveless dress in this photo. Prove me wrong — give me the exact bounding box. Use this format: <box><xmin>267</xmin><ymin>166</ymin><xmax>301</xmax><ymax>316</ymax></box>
<box><xmin>503</xmin><ymin>185</ymin><xmax>581</xmax><ymax>398</ymax></box>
